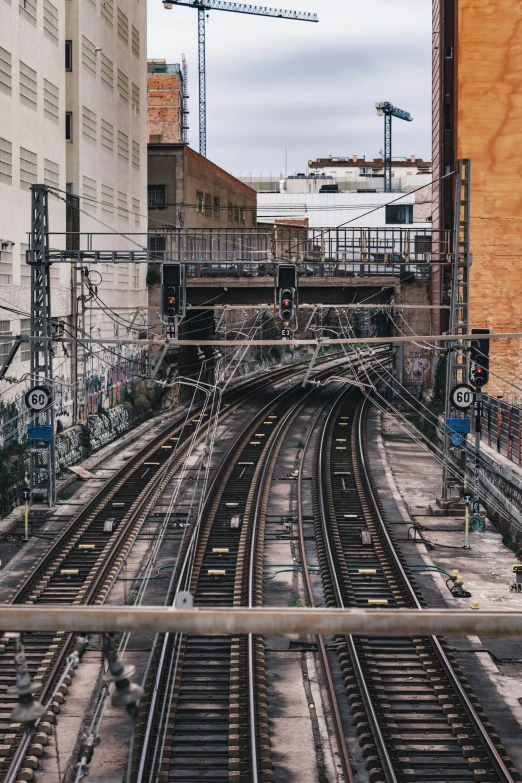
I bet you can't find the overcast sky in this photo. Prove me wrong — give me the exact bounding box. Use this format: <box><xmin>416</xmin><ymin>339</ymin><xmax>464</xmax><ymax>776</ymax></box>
<box><xmin>147</xmin><ymin>0</ymin><xmax>431</xmax><ymax>176</ymax></box>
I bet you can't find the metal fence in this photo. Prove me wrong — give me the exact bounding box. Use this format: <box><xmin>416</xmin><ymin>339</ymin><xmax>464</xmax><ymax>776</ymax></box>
<box><xmin>478</xmin><ymin>395</ymin><xmax>522</xmax><ymax>467</ymax></box>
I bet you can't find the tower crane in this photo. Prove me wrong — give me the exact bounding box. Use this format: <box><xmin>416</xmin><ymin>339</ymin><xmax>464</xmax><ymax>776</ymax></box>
<box><xmin>163</xmin><ymin>0</ymin><xmax>318</xmax><ymax>157</ymax></box>
<box><xmin>375</xmin><ymin>102</ymin><xmax>413</xmax><ymax>193</ymax></box>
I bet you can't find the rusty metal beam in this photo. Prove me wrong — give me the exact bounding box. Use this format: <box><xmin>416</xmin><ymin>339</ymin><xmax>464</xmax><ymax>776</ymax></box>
<box><xmin>0</xmin><ymin>606</ymin><xmax>520</xmax><ymax>636</ymax></box>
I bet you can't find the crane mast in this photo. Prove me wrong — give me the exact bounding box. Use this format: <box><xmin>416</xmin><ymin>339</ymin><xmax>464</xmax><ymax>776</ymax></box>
<box><xmin>164</xmin><ymin>0</ymin><xmax>318</xmax><ymax>157</ymax></box>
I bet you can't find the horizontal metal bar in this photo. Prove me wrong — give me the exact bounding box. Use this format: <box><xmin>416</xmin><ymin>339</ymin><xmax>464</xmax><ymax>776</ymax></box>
<box><xmin>0</xmin><ymin>333</ymin><xmax>518</xmax><ymax>345</ymax></box>
<box><xmin>0</xmin><ymin>606</ymin><xmax>519</xmax><ymax>636</ymax></box>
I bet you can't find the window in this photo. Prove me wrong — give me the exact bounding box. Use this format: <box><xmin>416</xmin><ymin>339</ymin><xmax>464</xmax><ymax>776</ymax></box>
<box><xmin>101</xmin><ymin>184</ymin><xmax>114</xmax><ymax>215</ymax></box>
<box><xmin>204</xmin><ymin>193</ymin><xmax>211</xmax><ymax>215</ymax></box>
<box><xmin>44</xmin><ymin>158</ymin><xmax>59</xmax><ymax>188</ymax></box>
<box><xmin>228</xmin><ymin>202</ymin><xmax>233</xmax><ymax>222</ymax></box>
<box><xmin>117</xmin><ymin>130</ymin><xmax>129</xmax><ymax>162</ymax></box>
<box><xmin>117</xmin><ymin>69</ymin><xmax>128</xmax><ymax>102</ymax></box>
<box><xmin>101</xmin><ymin>119</ymin><xmax>114</xmax><ymax>152</ymax></box>
<box><xmin>20</xmin><ymin>244</ymin><xmax>30</xmax><ymax>285</ymax></box>
<box><xmin>414</xmin><ymin>234</ymin><xmax>432</xmax><ymax>254</ymax></box>
<box><xmin>43</xmin><ymin>0</ymin><xmax>59</xmax><ymax>45</ymax></box>
<box><xmin>385</xmin><ymin>204</ymin><xmax>413</xmax><ymax>225</ymax></box>
<box><xmin>81</xmin><ymin>35</ymin><xmax>97</xmax><ymax>76</ymax></box>
<box><xmin>20</xmin><ymin>319</ymin><xmax>31</xmax><ymax>362</ymax></box>
<box><xmin>234</xmin><ymin>204</ymin><xmax>239</xmax><ymax>222</ymax></box>
<box><xmin>117</xmin><ymin>8</ymin><xmax>129</xmax><ymax>45</ymax></box>
<box><xmin>82</xmin><ymin>176</ymin><xmax>96</xmax><ymax>214</ymax></box>
<box><xmin>132</xmin><ymin>197</ymin><xmax>140</xmax><ymax>227</ymax></box>
<box><xmin>81</xmin><ymin>106</ymin><xmax>96</xmax><ymax>143</ymax></box>
<box><xmin>131</xmin><ymin>25</ymin><xmax>139</xmax><ymax>58</ymax></box>
<box><xmin>149</xmin><ymin>235</ymin><xmax>166</xmax><ymax>259</ymax></box>
<box><xmin>20</xmin><ymin>147</ymin><xmax>37</xmax><ymax>190</ymax></box>
<box><xmin>65</xmin><ymin>41</ymin><xmax>73</xmax><ymax>71</ymax></box>
<box><xmin>101</xmin><ymin>0</ymin><xmax>113</xmax><ymax>27</ymax></box>
<box><xmin>131</xmin><ymin>82</ymin><xmax>139</xmax><ymax>114</ymax></box>
<box><xmin>118</xmin><ymin>191</ymin><xmax>127</xmax><ymax>221</ymax></box>
<box><xmin>65</xmin><ymin>111</ymin><xmax>73</xmax><ymax>141</ymax></box>
<box><xmin>148</xmin><ymin>185</ymin><xmax>166</xmax><ymax>209</ymax></box>
<box><xmin>213</xmin><ymin>196</ymin><xmax>220</xmax><ymax>219</ymax></box>
<box><xmin>132</xmin><ymin>140</ymin><xmax>139</xmax><ymax>170</ymax></box>
<box><xmin>0</xmin><ymin>47</ymin><xmax>12</xmax><ymax>96</ymax></box>
<box><xmin>101</xmin><ymin>54</ymin><xmax>113</xmax><ymax>89</ymax></box>
<box><xmin>240</xmin><ymin>206</ymin><xmax>246</xmax><ymax>222</ymax></box>
<box><xmin>0</xmin><ymin>137</ymin><xmax>12</xmax><ymax>184</ymax></box>
<box><xmin>196</xmin><ymin>191</ymin><xmax>203</xmax><ymax>213</ymax></box>
<box><xmin>19</xmin><ymin>0</ymin><xmax>37</xmax><ymax>25</ymax></box>
<box><xmin>19</xmin><ymin>61</ymin><xmax>37</xmax><ymax>110</ymax></box>
<box><xmin>43</xmin><ymin>79</ymin><xmax>59</xmax><ymax>123</ymax></box>
<box><xmin>0</xmin><ymin>321</ymin><xmax>11</xmax><ymax>363</ymax></box>
<box><xmin>0</xmin><ymin>249</ymin><xmax>13</xmax><ymax>285</ymax></box>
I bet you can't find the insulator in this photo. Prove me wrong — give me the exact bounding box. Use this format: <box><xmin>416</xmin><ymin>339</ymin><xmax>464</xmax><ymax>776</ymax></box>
<box><xmin>101</xmin><ymin>634</ymin><xmax>144</xmax><ymax>715</ymax></box>
<box><xmin>7</xmin><ymin>639</ymin><xmax>45</xmax><ymax>723</ymax></box>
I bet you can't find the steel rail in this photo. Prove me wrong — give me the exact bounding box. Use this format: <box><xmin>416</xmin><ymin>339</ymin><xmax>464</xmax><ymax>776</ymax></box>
<box><xmin>358</xmin><ymin>395</ymin><xmax>516</xmax><ymax>783</ymax></box>
<box><xmin>3</xmin><ymin>359</ymin><xmax>326</xmax><ymax>783</ymax></box>
<box><xmin>317</xmin><ymin>390</ymin><xmax>398</xmax><ymax>783</ymax></box>
<box><xmin>296</xmin><ymin>388</ymin><xmax>356</xmax><ymax>783</ymax></box>
<box><xmin>136</xmin><ymin>378</ymin><xmax>326</xmax><ymax>782</ymax></box>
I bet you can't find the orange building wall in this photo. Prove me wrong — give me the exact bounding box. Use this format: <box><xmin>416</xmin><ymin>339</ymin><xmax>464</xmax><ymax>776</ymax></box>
<box><xmin>457</xmin><ymin>0</ymin><xmax>522</xmax><ymax>401</ymax></box>
<box><xmin>147</xmin><ymin>72</ymin><xmax>182</xmax><ymax>143</ymax></box>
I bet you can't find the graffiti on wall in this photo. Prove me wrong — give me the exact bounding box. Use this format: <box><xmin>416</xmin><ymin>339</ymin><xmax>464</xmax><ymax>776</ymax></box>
<box><xmin>405</xmin><ymin>352</ymin><xmax>429</xmax><ymax>382</ymax></box>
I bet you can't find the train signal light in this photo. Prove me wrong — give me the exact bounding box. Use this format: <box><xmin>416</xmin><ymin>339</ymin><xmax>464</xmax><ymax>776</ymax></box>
<box><xmin>277</xmin><ymin>264</ymin><xmax>297</xmax><ymax>324</ymax></box>
<box><xmin>279</xmin><ymin>288</ymin><xmax>295</xmax><ymax>322</ymax></box>
<box><xmin>161</xmin><ymin>263</ymin><xmax>185</xmax><ymax>323</ymax></box>
<box><xmin>469</xmin><ymin>328</ymin><xmax>490</xmax><ymax>388</ymax></box>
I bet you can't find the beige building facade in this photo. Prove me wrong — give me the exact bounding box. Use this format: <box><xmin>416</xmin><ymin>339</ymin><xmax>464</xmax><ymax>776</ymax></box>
<box><xmin>0</xmin><ymin>0</ymin><xmax>149</xmax><ymax>435</ymax></box>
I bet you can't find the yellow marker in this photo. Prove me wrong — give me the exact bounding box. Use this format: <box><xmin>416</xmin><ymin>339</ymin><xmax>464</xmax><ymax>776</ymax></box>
<box><xmin>212</xmin><ymin>548</ymin><xmax>229</xmax><ymax>554</ymax></box>
<box><xmin>161</xmin><ymin>445</ymin><xmax>172</xmax><ymax>450</ymax></box>
<box><xmin>78</xmin><ymin>544</ymin><xmax>95</xmax><ymax>550</ymax></box>
<box><xmin>340</xmin><ymin>416</ymin><xmax>349</xmax><ymax>420</ymax></box>
<box><xmin>336</xmin><ymin>438</ymin><xmax>347</xmax><ymax>442</ymax></box>
<box><xmin>255</xmin><ymin>433</ymin><xmax>266</xmax><ymax>437</ymax></box>
<box><xmin>339</xmin><ymin>423</ymin><xmax>348</xmax><ymax>427</ymax></box>
<box><xmin>336</xmin><ymin>447</ymin><xmax>346</xmax><ymax>451</ymax></box>
<box><xmin>264</xmin><ymin>421</ymin><xmax>273</xmax><ymax>425</ymax></box>
<box><xmin>268</xmin><ymin>415</ymin><xmax>277</xmax><ymax>419</ymax></box>
<box><xmin>208</xmin><ymin>569</ymin><xmax>226</xmax><ymax>576</ymax></box>
<box><xmin>358</xmin><ymin>569</ymin><xmax>376</xmax><ymax>575</ymax></box>
<box><xmin>368</xmin><ymin>599</ymin><xmax>388</xmax><ymax>605</ymax></box>
<box><xmin>61</xmin><ymin>569</ymin><xmax>79</xmax><ymax>576</ymax></box>
<box><xmin>170</xmin><ymin>437</ymin><xmax>179</xmax><ymax>441</ymax></box>
<box><xmin>512</xmin><ymin>565</ymin><xmax>522</xmax><ymax>573</ymax></box>
<box><xmin>451</xmin><ymin>570</ymin><xmax>460</xmax><ymax>577</ymax></box>
<box><xmin>250</xmin><ymin>441</ymin><xmax>261</xmax><ymax>445</ymax></box>
<box><xmin>470</xmin><ymin>601</ymin><xmax>480</xmax><ymax>610</ymax></box>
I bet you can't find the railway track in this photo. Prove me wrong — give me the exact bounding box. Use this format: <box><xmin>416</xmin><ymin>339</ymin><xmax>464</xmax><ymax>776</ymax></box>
<box><xmin>132</xmin><ymin>379</ymin><xmax>328</xmax><ymax>782</ymax></box>
<box><xmin>311</xmin><ymin>390</ymin><xmax>520</xmax><ymax>783</ymax></box>
<box><xmin>0</xmin><ymin>358</ymin><xmax>336</xmax><ymax>783</ymax></box>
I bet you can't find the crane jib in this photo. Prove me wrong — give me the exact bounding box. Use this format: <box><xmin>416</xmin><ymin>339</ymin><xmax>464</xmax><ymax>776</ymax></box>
<box><xmin>170</xmin><ymin>0</ymin><xmax>318</xmax><ymax>22</ymax></box>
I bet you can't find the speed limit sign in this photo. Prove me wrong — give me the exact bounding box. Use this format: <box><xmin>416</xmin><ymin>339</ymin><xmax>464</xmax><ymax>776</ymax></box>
<box><xmin>450</xmin><ymin>384</ymin><xmax>474</xmax><ymax>410</ymax></box>
<box><xmin>25</xmin><ymin>385</ymin><xmax>52</xmax><ymax>412</ymax></box>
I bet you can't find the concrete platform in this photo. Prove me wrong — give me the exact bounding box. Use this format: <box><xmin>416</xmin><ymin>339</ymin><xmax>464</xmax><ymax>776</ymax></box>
<box><xmin>370</xmin><ymin>408</ymin><xmax>522</xmax><ymax>773</ymax></box>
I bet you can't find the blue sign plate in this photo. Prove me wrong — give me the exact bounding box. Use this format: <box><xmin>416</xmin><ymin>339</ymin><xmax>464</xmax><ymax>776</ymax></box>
<box><xmin>27</xmin><ymin>425</ymin><xmax>53</xmax><ymax>444</ymax></box>
<box><xmin>445</xmin><ymin>417</ymin><xmax>471</xmax><ymax>435</ymax></box>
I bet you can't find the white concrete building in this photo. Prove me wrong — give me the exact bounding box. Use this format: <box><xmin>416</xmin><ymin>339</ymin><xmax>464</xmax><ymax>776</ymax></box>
<box><xmin>257</xmin><ymin>192</ymin><xmax>420</xmax><ymax>229</ymax></box>
<box><xmin>0</xmin><ymin>0</ymin><xmax>68</xmax><ymax>436</ymax></box>
<box><xmin>0</xmin><ymin>0</ymin><xmax>148</xmax><ymax>435</ymax></box>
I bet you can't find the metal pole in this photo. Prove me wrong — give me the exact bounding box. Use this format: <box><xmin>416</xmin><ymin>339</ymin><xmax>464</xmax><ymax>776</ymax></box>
<box><xmin>384</xmin><ymin>113</ymin><xmax>392</xmax><ymax>193</ymax></box>
<box><xmin>0</xmin><ymin>606</ymin><xmax>521</xmax><ymax>636</ymax></box>
<box><xmin>29</xmin><ymin>184</ymin><xmax>55</xmax><ymax>508</ymax></box>
<box><xmin>198</xmin><ymin>5</ymin><xmax>206</xmax><ymax>157</ymax></box>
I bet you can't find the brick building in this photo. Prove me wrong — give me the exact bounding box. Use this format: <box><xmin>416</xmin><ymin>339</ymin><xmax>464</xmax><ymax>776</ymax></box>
<box><xmin>147</xmin><ymin>59</ymin><xmax>187</xmax><ymax>144</ymax></box>
<box><xmin>148</xmin><ymin>143</ymin><xmax>257</xmax><ymax>230</ymax></box>
<box><xmin>433</xmin><ymin>0</ymin><xmax>522</xmax><ymax>400</ymax></box>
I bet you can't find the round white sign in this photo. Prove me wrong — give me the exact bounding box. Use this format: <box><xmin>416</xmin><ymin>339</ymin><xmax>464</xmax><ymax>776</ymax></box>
<box><xmin>450</xmin><ymin>384</ymin><xmax>474</xmax><ymax>410</ymax></box>
<box><xmin>25</xmin><ymin>385</ymin><xmax>52</xmax><ymax>412</ymax></box>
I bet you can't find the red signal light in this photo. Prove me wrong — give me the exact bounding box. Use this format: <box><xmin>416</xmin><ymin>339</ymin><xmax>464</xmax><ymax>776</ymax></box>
<box><xmin>282</xmin><ymin>299</ymin><xmax>291</xmax><ymax>308</ymax></box>
<box><xmin>168</xmin><ymin>297</ymin><xmax>176</xmax><ymax>305</ymax></box>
